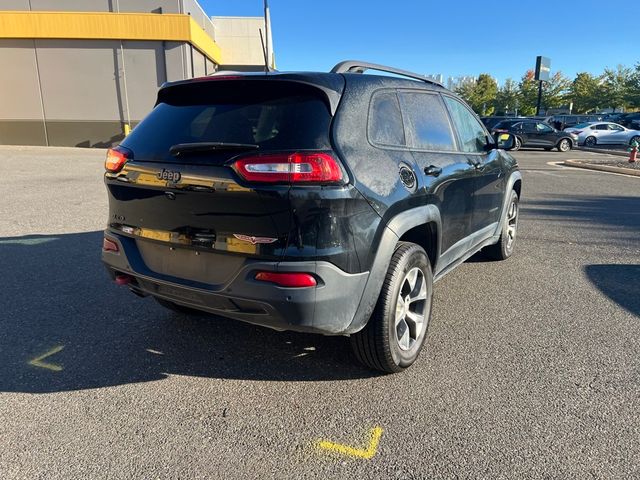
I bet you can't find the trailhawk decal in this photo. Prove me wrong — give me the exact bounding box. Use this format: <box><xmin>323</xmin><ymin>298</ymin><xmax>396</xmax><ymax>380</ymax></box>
<box><xmin>232</xmin><ymin>234</ymin><xmax>278</xmax><ymax>245</ymax></box>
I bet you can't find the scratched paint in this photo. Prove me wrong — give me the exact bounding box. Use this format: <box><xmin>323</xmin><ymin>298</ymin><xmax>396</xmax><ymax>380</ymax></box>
<box><xmin>28</xmin><ymin>345</ymin><xmax>64</xmax><ymax>371</ymax></box>
<box><xmin>316</xmin><ymin>427</ymin><xmax>383</xmax><ymax>459</ymax></box>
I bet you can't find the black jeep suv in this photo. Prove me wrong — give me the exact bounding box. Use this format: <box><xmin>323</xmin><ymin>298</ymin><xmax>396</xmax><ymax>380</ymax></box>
<box><xmin>102</xmin><ymin>61</ymin><xmax>522</xmax><ymax>373</ymax></box>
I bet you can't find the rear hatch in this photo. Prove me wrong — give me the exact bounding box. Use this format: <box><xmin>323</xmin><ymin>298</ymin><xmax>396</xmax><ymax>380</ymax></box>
<box><xmin>104</xmin><ymin>77</ymin><xmax>341</xmax><ymax>285</ymax></box>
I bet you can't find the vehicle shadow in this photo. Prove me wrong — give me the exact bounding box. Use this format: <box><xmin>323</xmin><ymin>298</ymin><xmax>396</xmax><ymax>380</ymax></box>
<box><xmin>584</xmin><ymin>264</ymin><xmax>640</xmax><ymax>317</ymax></box>
<box><xmin>0</xmin><ymin>232</ymin><xmax>375</xmax><ymax>394</ymax></box>
<box><xmin>521</xmin><ymin>194</ymin><xmax>640</xmax><ymax>238</ymax></box>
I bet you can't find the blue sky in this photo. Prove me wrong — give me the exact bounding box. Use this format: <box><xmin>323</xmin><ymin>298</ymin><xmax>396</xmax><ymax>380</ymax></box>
<box><xmin>201</xmin><ymin>0</ymin><xmax>638</xmax><ymax>83</ymax></box>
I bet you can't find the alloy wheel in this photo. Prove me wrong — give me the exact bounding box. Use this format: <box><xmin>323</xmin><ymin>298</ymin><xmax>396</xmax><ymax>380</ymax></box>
<box><xmin>395</xmin><ymin>267</ymin><xmax>427</xmax><ymax>351</ymax></box>
<box><xmin>505</xmin><ymin>199</ymin><xmax>518</xmax><ymax>252</ymax></box>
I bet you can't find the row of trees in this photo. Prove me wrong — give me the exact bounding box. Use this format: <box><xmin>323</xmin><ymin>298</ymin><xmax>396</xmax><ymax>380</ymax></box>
<box><xmin>455</xmin><ymin>64</ymin><xmax>640</xmax><ymax>116</ymax></box>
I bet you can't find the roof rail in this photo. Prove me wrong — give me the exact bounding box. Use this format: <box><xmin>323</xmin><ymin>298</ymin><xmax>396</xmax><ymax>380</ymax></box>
<box><xmin>330</xmin><ymin>60</ymin><xmax>444</xmax><ymax>87</ymax></box>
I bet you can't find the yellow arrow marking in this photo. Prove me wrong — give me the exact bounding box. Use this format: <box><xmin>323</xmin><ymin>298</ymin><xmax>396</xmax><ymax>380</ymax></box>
<box><xmin>28</xmin><ymin>345</ymin><xmax>64</xmax><ymax>371</ymax></box>
<box><xmin>316</xmin><ymin>427</ymin><xmax>383</xmax><ymax>459</ymax></box>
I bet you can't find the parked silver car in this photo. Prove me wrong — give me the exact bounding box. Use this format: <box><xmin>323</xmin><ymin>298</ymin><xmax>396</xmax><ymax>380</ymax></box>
<box><xmin>565</xmin><ymin>122</ymin><xmax>640</xmax><ymax>147</ymax></box>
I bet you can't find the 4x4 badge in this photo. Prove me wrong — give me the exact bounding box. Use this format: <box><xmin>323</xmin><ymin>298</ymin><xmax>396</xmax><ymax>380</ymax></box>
<box><xmin>233</xmin><ymin>234</ymin><xmax>277</xmax><ymax>245</ymax></box>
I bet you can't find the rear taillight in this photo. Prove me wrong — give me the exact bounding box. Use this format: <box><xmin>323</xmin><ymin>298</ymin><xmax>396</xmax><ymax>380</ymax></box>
<box><xmin>102</xmin><ymin>237</ymin><xmax>119</xmax><ymax>253</ymax></box>
<box><xmin>233</xmin><ymin>152</ymin><xmax>343</xmax><ymax>184</ymax></box>
<box><xmin>255</xmin><ymin>271</ymin><xmax>317</xmax><ymax>288</ymax></box>
<box><xmin>572</xmin><ymin>130</ymin><xmax>582</xmax><ymax>135</ymax></box>
<box><xmin>105</xmin><ymin>146</ymin><xmax>131</xmax><ymax>173</ymax></box>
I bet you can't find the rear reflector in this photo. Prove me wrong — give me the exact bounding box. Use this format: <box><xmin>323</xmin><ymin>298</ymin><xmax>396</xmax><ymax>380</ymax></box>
<box><xmin>105</xmin><ymin>146</ymin><xmax>131</xmax><ymax>173</ymax></box>
<box><xmin>114</xmin><ymin>274</ymin><xmax>132</xmax><ymax>286</ymax></box>
<box><xmin>233</xmin><ymin>152</ymin><xmax>342</xmax><ymax>184</ymax></box>
<box><xmin>255</xmin><ymin>271</ymin><xmax>317</xmax><ymax>288</ymax></box>
<box><xmin>102</xmin><ymin>237</ymin><xmax>119</xmax><ymax>253</ymax></box>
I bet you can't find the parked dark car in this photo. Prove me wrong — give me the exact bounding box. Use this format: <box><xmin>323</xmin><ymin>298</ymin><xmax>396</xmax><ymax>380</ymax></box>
<box><xmin>547</xmin><ymin>114</ymin><xmax>603</xmax><ymax>130</ymax></box>
<box><xmin>617</xmin><ymin>112</ymin><xmax>640</xmax><ymax>129</ymax></box>
<box><xmin>102</xmin><ymin>61</ymin><xmax>522</xmax><ymax>373</ymax></box>
<box><xmin>481</xmin><ymin>116</ymin><xmax>524</xmax><ymax>130</ymax></box>
<box><xmin>492</xmin><ymin>119</ymin><xmax>577</xmax><ymax>151</ymax></box>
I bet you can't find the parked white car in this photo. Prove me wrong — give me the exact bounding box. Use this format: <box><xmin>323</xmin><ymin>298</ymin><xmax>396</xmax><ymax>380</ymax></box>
<box><xmin>565</xmin><ymin>122</ymin><xmax>640</xmax><ymax>147</ymax></box>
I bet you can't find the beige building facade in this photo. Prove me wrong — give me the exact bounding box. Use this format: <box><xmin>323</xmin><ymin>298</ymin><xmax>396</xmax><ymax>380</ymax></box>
<box><xmin>0</xmin><ymin>0</ymin><xmax>274</xmax><ymax>147</ymax></box>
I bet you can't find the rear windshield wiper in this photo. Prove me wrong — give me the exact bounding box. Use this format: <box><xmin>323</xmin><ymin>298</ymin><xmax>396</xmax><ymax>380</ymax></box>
<box><xmin>169</xmin><ymin>142</ymin><xmax>259</xmax><ymax>156</ymax></box>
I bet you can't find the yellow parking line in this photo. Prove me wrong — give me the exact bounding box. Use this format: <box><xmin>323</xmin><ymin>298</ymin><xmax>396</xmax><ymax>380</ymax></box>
<box><xmin>316</xmin><ymin>426</ymin><xmax>383</xmax><ymax>459</ymax></box>
<box><xmin>28</xmin><ymin>345</ymin><xmax>64</xmax><ymax>371</ymax></box>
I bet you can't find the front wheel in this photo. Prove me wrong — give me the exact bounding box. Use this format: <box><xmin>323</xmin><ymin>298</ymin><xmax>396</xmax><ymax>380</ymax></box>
<box><xmin>351</xmin><ymin>242</ymin><xmax>433</xmax><ymax>373</ymax></box>
<box><xmin>557</xmin><ymin>138</ymin><xmax>572</xmax><ymax>152</ymax></box>
<box><xmin>484</xmin><ymin>190</ymin><xmax>519</xmax><ymax>261</ymax></box>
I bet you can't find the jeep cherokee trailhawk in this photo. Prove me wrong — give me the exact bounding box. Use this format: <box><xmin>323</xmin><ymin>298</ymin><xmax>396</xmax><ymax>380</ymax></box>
<box><xmin>102</xmin><ymin>61</ymin><xmax>522</xmax><ymax>373</ymax></box>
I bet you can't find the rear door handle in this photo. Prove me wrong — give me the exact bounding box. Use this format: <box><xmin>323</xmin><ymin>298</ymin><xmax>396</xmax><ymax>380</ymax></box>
<box><xmin>424</xmin><ymin>165</ymin><xmax>442</xmax><ymax>176</ymax></box>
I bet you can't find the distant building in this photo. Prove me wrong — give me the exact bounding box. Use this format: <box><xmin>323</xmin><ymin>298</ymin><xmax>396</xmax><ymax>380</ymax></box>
<box><xmin>0</xmin><ymin>0</ymin><xmax>274</xmax><ymax>147</ymax></box>
<box><xmin>447</xmin><ymin>75</ymin><xmax>476</xmax><ymax>91</ymax></box>
<box><xmin>425</xmin><ymin>73</ymin><xmax>444</xmax><ymax>85</ymax></box>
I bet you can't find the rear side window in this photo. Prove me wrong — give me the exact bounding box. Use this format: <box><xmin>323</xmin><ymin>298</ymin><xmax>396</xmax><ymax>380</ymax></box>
<box><xmin>368</xmin><ymin>92</ymin><xmax>405</xmax><ymax>146</ymax></box>
<box><xmin>121</xmin><ymin>80</ymin><xmax>332</xmax><ymax>163</ymax></box>
<box><xmin>443</xmin><ymin>96</ymin><xmax>487</xmax><ymax>153</ymax></box>
<box><xmin>398</xmin><ymin>92</ymin><xmax>455</xmax><ymax>151</ymax></box>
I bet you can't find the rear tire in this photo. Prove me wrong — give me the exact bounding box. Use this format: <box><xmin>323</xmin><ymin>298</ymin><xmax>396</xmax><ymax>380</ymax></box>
<box><xmin>484</xmin><ymin>190</ymin><xmax>519</xmax><ymax>261</ymax></box>
<box><xmin>513</xmin><ymin>137</ymin><xmax>522</xmax><ymax>151</ymax></box>
<box><xmin>351</xmin><ymin>242</ymin><xmax>433</xmax><ymax>373</ymax></box>
<box><xmin>154</xmin><ymin>297</ymin><xmax>204</xmax><ymax>316</ymax></box>
<box><xmin>585</xmin><ymin>136</ymin><xmax>597</xmax><ymax>147</ymax></box>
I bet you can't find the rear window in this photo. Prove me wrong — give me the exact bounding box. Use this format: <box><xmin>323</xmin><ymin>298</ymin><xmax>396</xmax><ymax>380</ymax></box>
<box><xmin>120</xmin><ymin>80</ymin><xmax>332</xmax><ymax>163</ymax></box>
<box><xmin>494</xmin><ymin>120</ymin><xmax>520</xmax><ymax>129</ymax></box>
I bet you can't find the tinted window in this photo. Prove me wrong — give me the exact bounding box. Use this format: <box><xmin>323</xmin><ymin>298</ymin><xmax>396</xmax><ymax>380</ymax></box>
<box><xmin>537</xmin><ymin>123</ymin><xmax>553</xmax><ymax>133</ymax></box>
<box><xmin>494</xmin><ymin>120</ymin><xmax>521</xmax><ymax>130</ymax></box>
<box><xmin>443</xmin><ymin>96</ymin><xmax>487</xmax><ymax>153</ymax></box>
<box><xmin>398</xmin><ymin>92</ymin><xmax>455</xmax><ymax>151</ymax></box>
<box><xmin>369</xmin><ymin>92</ymin><xmax>405</xmax><ymax>146</ymax></box>
<box><xmin>121</xmin><ymin>81</ymin><xmax>332</xmax><ymax>164</ymax></box>
<box><xmin>522</xmin><ymin>122</ymin><xmax>537</xmax><ymax>133</ymax></box>
<box><xmin>595</xmin><ymin>124</ymin><xmax>608</xmax><ymax>130</ymax></box>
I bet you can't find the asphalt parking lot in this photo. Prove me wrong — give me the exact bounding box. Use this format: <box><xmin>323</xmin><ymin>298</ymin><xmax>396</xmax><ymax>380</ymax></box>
<box><xmin>1</xmin><ymin>146</ymin><xmax>638</xmax><ymax>479</ymax></box>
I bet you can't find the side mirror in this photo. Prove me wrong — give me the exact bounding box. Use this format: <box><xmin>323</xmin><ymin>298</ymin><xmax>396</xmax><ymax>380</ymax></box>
<box><xmin>494</xmin><ymin>132</ymin><xmax>516</xmax><ymax>150</ymax></box>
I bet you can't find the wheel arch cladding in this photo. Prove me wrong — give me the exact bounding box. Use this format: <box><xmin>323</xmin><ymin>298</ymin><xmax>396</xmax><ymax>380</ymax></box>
<box><xmin>345</xmin><ymin>205</ymin><xmax>442</xmax><ymax>334</ymax></box>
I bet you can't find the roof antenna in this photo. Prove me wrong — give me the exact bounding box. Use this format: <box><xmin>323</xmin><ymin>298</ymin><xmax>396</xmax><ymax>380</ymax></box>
<box><xmin>258</xmin><ymin>28</ymin><xmax>269</xmax><ymax>73</ymax></box>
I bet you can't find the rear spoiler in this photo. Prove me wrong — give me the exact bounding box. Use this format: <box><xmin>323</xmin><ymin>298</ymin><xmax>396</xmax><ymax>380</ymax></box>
<box><xmin>157</xmin><ymin>74</ymin><xmax>345</xmax><ymax>115</ymax></box>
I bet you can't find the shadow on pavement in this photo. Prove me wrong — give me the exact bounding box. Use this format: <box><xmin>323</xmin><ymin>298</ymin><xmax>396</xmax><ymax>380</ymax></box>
<box><xmin>0</xmin><ymin>232</ymin><xmax>375</xmax><ymax>394</ymax></box>
<box><xmin>522</xmin><ymin>194</ymin><xmax>640</xmax><ymax>236</ymax></box>
<box><xmin>584</xmin><ymin>264</ymin><xmax>640</xmax><ymax>317</ymax></box>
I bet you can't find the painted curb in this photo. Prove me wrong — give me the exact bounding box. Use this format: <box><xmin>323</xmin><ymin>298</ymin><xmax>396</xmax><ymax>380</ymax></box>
<box><xmin>564</xmin><ymin>160</ymin><xmax>640</xmax><ymax>177</ymax></box>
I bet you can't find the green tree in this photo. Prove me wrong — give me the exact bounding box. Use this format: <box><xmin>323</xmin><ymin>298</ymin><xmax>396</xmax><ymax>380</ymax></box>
<box><xmin>569</xmin><ymin>72</ymin><xmax>601</xmax><ymax>113</ymax></box>
<box><xmin>455</xmin><ymin>74</ymin><xmax>498</xmax><ymax>115</ymax></box>
<box><xmin>601</xmin><ymin>65</ymin><xmax>633</xmax><ymax>112</ymax></box>
<box><xmin>493</xmin><ymin>78</ymin><xmax>520</xmax><ymax>115</ymax></box>
<box><xmin>627</xmin><ymin>63</ymin><xmax>640</xmax><ymax>109</ymax></box>
<box><xmin>542</xmin><ymin>72</ymin><xmax>570</xmax><ymax>110</ymax></box>
<box><xmin>517</xmin><ymin>70</ymin><xmax>538</xmax><ymax>115</ymax></box>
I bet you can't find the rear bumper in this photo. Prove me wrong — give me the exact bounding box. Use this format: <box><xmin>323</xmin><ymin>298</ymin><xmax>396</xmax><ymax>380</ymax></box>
<box><xmin>102</xmin><ymin>232</ymin><xmax>368</xmax><ymax>335</ymax></box>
